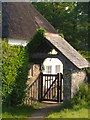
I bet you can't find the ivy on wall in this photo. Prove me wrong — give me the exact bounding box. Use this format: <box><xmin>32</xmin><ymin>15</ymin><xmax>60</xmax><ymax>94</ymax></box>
<box><xmin>27</xmin><ymin>28</ymin><xmax>46</xmax><ymax>53</ymax></box>
<box><xmin>2</xmin><ymin>40</ymin><xmax>29</xmax><ymax>106</ymax></box>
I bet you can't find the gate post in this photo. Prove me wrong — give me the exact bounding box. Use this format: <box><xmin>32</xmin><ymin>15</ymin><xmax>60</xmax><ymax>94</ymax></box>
<box><xmin>38</xmin><ymin>73</ymin><xmax>41</xmax><ymax>101</ymax></box>
<box><xmin>60</xmin><ymin>73</ymin><xmax>63</xmax><ymax>102</ymax></box>
<box><xmin>57</xmin><ymin>73</ymin><xmax>63</xmax><ymax>102</ymax></box>
<box><xmin>38</xmin><ymin>72</ymin><xmax>43</xmax><ymax>102</ymax></box>
<box><xmin>41</xmin><ymin>72</ymin><xmax>43</xmax><ymax>100</ymax></box>
<box><xmin>57</xmin><ymin>73</ymin><xmax>59</xmax><ymax>102</ymax></box>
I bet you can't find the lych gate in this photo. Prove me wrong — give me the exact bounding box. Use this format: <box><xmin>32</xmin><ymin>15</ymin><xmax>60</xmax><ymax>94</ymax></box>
<box><xmin>26</xmin><ymin>71</ymin><xmax>63</xmax><ymax>104</ymax></box>
<box><xmin>26</xmin><ymin>33</ymin><xmax>89</xmax><ymax>105</ymax></box>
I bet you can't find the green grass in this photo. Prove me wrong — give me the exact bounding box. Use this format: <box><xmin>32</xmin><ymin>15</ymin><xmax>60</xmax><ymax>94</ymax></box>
<box><xmin>2</xmin><ymin>105</ymin><xmax>36</xmax><ymax>118</ymax></box>
<box><xmin>47</xmin><ymin>107</ymin><xmax>88</xmax><ymax>118</ymax></box>
<box><xmin>46</xmin><ymin>101</ymin><xmax>89</xmax><ymax>119</ymax></box>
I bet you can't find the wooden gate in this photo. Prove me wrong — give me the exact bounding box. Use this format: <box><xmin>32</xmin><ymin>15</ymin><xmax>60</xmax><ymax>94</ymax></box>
<box><xmin>39</xmin><ymin>73</ymin><xmax>63</xmax><ymax>102</ymax></box>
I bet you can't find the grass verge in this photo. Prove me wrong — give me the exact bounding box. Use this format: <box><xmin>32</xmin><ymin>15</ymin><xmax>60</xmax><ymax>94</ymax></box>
<box><xmin>46</xmin><ymin>99</ymin><xmax>89</xmax><ymax>118</ymax></box>
<box><xmin>2</xmin><ymin>104</ymin><xmax>35</xmax><ymax>118</ymax></box>
<box><xmin>46</xmin><ymin>105</ymin><xmax>88</xmax><ymax>118</ymax></box>
<box><xmin>2</xmin><ymin>101</ymin><xmax>44</xmax><ymax>119</ymax></box>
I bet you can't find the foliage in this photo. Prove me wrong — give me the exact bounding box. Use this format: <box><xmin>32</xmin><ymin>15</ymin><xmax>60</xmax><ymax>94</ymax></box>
<box><xmin>71</xmin><ymin>83</ymin><xmax>89</xmax><ymax>108</ymax></box>
<box><xmin>2</xmin><ymin>28</ymin><xmax>46</xmax><ymax>107</ymax></box>
<box><xmin>79</xmin><ymin>50</ymin><xmax>90</xmax><ymax>83</ymax></box>
<box><xmin>33</xmin><ymin>2</ymin><xmax>89</xmax><ymax>51</ymax></box>
<box><xmin>79</xmin><ymin>51</ymin><xmax>90</xmax><ymax>62</ymax></box>
<box><xmin>2</xmin><ymin>40</ymin><xmax>29</xmax><ymax>106</ymax></box>
<box><xmin>27</xmin><ymin>28</ymin><xmax>46</xmax><ymax>53</ymax></box>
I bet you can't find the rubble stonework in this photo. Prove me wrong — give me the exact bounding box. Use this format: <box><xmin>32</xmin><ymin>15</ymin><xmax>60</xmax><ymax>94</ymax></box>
<box><xmin>63</xmin><ymin>70</ymin><xmax>71</xmax><ymax>100</ymax></box>
<box><xmin>71</xmin><ymin>70</ymin><xmax>87</xmax><ymax>98</ymax></box>
<box><xmin>63</xmin><ymin>69</ymin><xmax>87</xmax><ymax>100</ymax></box>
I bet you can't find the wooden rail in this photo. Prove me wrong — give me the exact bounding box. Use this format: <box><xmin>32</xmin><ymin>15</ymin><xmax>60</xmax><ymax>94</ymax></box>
<box><xmin>25</xmin><ymin>74</ymin><xmax>40</xmax><ymax>105</ymax></box>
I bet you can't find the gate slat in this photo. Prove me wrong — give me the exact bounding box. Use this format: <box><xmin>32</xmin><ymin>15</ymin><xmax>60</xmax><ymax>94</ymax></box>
<box><xmin>43</xmin><ymin>77</ymin><xmax>57</xmax><ymax>98</ymax></box>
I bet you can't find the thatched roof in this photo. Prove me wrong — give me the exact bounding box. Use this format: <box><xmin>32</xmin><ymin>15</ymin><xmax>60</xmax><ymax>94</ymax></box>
<box><xmin>2</xmin><ymin>2</ymin><xmax>57</xmax><ymax>40</ymax></box>
<box><xmin>2</xmin><ymin>3</ymin><xmax>90</xmax><ymax>69</ymax></box>
<box><xmin>44</xmin><ymin>33</ymin><xmax>90</xmax><ymax>69</ymax></box>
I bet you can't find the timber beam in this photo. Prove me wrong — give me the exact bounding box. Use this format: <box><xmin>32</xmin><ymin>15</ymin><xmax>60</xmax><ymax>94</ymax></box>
<box><xmin>30</xmin><ymin>53</ymin><xmax>59</xmax><ymax>59</ymax></box>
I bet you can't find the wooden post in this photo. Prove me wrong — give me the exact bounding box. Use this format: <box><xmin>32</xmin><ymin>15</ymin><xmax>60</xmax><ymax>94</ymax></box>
<box><xmin>60</xmin><ymin>73</ymin><xmax>63</xmax><ymax>102</ymax></box>
<box><xmin>38</xmin><ymin>72</ymin><xmax>41</xmax><ymax>101</ymax></box>
<box><xmin>41</xmin><ymin>72</ymin><xmax>43</xmax><ymax>101</ymax></box>
<box><xmin>38</xmin><ymin>72</ymin><xmax>43</xmax><ymax>102</ymax></box>
<box><xmin>57</xmin><ymin>73</ymin><xmax>59</xmax><ymax>102</ymax></box>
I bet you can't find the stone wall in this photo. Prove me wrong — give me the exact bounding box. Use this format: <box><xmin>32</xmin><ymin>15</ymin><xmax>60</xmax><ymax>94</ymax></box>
<box><xmin>71</xmin><ymin>70</ymin><xmax>87</xmax><ymax>98</ymax></box>
<box><xmin>63</xmin><ymin>69</ymin><xmax>87</xmax><ymax>101</ymax></box>
<box><xmin>63</xmin><ymin>70</ymin><xmax>71</xmax><ymax>101</ymax></box>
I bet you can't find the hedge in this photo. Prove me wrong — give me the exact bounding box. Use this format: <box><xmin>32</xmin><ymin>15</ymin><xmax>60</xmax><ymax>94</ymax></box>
<box><xmin>2</xmin><ymin>40</ymin><xmax>28</xmax><ymax>106</ymax></box>
<box><xmin>2</xmin><ymin>28</ymin><xmax>45</xmax><ymax>106</ymax></box>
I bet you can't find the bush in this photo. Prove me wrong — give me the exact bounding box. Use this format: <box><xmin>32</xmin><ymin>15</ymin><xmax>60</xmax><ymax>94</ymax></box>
<box><xmin>78</xmin><ymin>50</ymin><xmax>90</xmax><ymax>62</ymax></box>
<box><xmin>2</xmin><ymin>40</ymin><xmax>28</xmax><ymax>106</ymax></box>
<box><xmin>2</xmin><ymin>28</ymin><xmax>46</xmax><ymax>106</ymax></box>
<box><xmin>71</xmin><ymin>83</ymin><xmax>89</xmax><ymax>108</ymax></box>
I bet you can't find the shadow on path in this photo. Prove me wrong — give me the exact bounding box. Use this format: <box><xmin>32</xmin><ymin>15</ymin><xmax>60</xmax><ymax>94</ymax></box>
<box><xmin>27</xmin><ymin>102</ymin><xmax>61</xmax><ymax>120</ymax></box>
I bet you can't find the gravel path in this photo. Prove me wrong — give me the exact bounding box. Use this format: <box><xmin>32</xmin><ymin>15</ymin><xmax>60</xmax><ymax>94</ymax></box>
<box><xmin>27</xmin><ymin>102</ymin><xmax>61</xmax><ymax>120</ymax></box>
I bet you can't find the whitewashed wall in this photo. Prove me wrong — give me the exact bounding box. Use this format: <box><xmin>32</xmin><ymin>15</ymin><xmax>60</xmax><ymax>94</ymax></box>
<box><xmin>8</xmin><ymin>39</ymin><xmax>28</xmax><ymax>46</ymax></box>
<box><xmin>42</xmin><ymin>50</ymin><xmax>63</xmax><ymax>74</ymax></box>
<box><xmin>43</xmin><ymin>58</ymin><xmax>63</xmax><ymax>74</ymax></box>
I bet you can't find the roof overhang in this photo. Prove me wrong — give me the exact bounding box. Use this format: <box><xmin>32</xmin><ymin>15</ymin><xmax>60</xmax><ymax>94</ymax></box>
<box><xmin>44</xmin><ymin>32</ymin><xmax>90</xmax><ymax>69</ymax></box>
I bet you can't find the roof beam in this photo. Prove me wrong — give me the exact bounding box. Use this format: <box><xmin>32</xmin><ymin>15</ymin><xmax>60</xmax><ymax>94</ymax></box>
<box><xmin>30</xmin><ymin>53</ymin><xmax>59</xmax><ymax>59</ymax></box>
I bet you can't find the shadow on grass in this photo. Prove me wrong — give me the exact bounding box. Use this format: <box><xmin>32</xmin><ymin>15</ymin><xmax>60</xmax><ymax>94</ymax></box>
<box><xmin>2</xmin><ymin>104</ymin><xmax>36</xmax><ymax>119</ymax></box>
